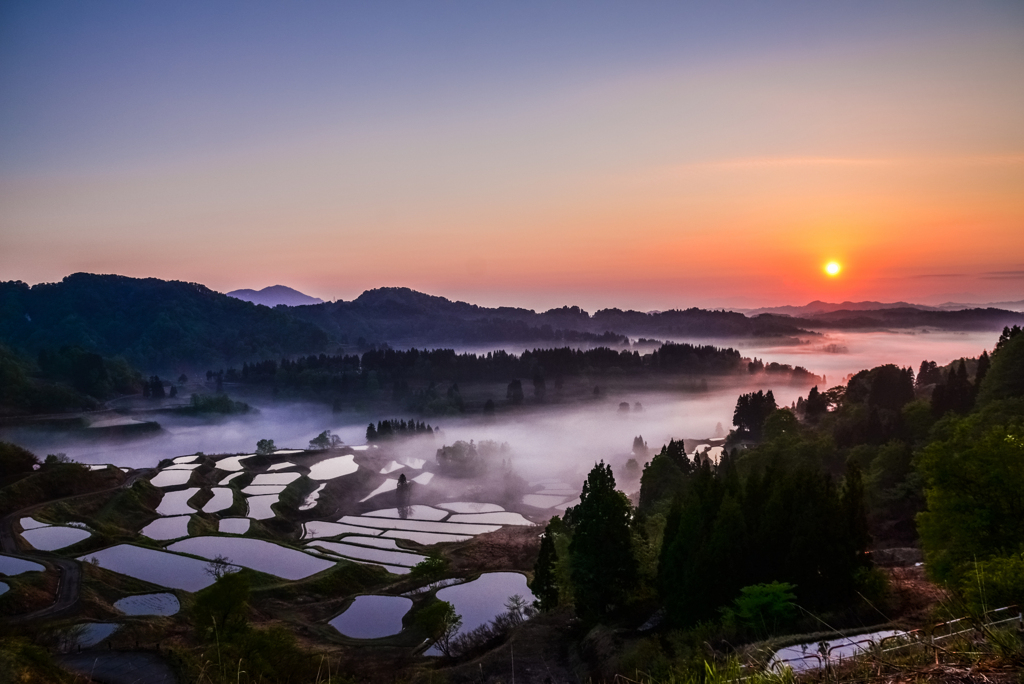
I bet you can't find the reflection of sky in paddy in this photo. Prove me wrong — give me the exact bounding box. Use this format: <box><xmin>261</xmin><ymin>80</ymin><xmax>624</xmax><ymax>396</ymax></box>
<box><xmin>140</xmin><ymin>515</ymin><xmax>191</xmax><ymax>540</ymax></box>
<box><xmin>425</xmin><ymin>572</ymin><xmax>535</xmax><ymax>655</ymax></box>
<box><xmin>168</xmin><ymin>536</ymin><xmax>333</xmax><ymax>580</ymax></box>
<box><xmin>155</xmin><ymin>488</ymin><xmax>199</xmax><ymax>515</ymax></box>
<box><xmin>114</xmin><ymin>592</ymin><xmax>180</xmax><ymax>616</ymax></box>
<box><xmin>330</xmin><ymin>595</ymin><xmax>412</xmax><ymax>639</ymax></box>
<box><xmin>79</xmin><ymin>544</ymin><xmax>229</xmax><ymax>591</ymax></box>
<box><xmin>0</xmin><ymin>554</ymin><xmax>45</xmax><ymax>575</ymax></box>
<box><xmin>22</xmin><ymin>525</ymin><xmax>91</xmax><ymax>551</ymax></box>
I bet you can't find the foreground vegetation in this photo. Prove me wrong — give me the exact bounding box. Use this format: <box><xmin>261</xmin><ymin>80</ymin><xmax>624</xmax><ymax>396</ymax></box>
<box><xmin>1</xmin><ymin>326</ymin><xmax>1021</xmax><ymax>683</ymax></box>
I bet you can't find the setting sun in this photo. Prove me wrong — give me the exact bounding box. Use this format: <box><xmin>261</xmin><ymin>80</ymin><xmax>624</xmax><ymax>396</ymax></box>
<box><xmin>825</xmin><ymin>261</ymin><xmax>841</xmax><ymax>276</ymax></box>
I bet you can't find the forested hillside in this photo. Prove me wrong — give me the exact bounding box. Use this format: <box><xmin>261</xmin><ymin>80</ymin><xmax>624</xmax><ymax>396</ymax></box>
<box><xmin>528</xmin><ymin>325</ymin><xmax>1024</xmax><ymax>677</ymax></box>
<box><xmin>0</xmin><ymin>274</ymin><xmax>329</xmax><ymax>369</ymax></box>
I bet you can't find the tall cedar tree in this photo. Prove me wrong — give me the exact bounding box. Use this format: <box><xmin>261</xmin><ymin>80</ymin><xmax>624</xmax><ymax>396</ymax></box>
<box><xmin>530</xmin><ymin>517</ymin><xmax>561</xmax><ymax>610</ymax></box>
<box><xmin>568</xmin><ymin>462</ymin><xmax>636</xmax><ymax>621</ymax></box>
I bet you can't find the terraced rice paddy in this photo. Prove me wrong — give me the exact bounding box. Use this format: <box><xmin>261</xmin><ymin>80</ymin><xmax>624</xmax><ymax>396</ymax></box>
<box><xmin>79</xmin><ymin>545</ymin><xmax>231</xmax><ymax>591</ymax></box>
<box><xmin>302</xmin><ymin>521</ymin><xmax>382</xmax><ymax>539</ymax></box>
<box><xmin>114</xmin><ymin>593</ymin><xmax>180</xmax><ymax>616</ymax></box>
<box><xmin>0</xmin><ymin>581</ymin><xmax>8</xmax><ymax>595</ymax></box>
<box><xmin>149</xmin><ymin>470</ymin><xmax>193</xmax><ymax>488</ymax></box>
<box><xmin>382</xmin><ymin>529</ymin><xmax>472</xmax><ymax>544</ymax></box>
<box><xmin>241</xmin><ymin>484</ymin><xmax>287</xmax><ymax>495</ymax></box>
<box><xmin>19</xmin><ymin>517</ymin><xmax>49</xmax><ymax>530</ymax></box>
<box><xmin>250</xmin><ymin>472</ymin><xmax>301</xmax><ymax>486</ymax></box>
<box><xmin>214</xmin><ymin>454</ymin><xmax>254</xmax><ymax>471</ymax></box>
<box><xmin>425</xmin><ymin>572</ymin><xmax>536</xmax><ymax>655</ymax></box>
<box><xmin>21</xmin><ymin>525</ymin><xmax>92</xmax><ymax>551</ymax></box>
<box><xmin>333</xmin><ymin>536</ymin><xmax>403</xmax><ymax>550</ymax></box>
<box><xmin>521</xmin><ymin>481</ymin><xmax>578</xmax><ymax>509</ymax></box>
<box><xmin>300</xmin><ymin>483</ymin><xmax>326</xmax><ymax>510</ymax></box>
<box><xmin>309</xmin><ymin>455</ymin><xmax>358</xmax><ymax>480</ymax></box>
<box><xmin>771</xmin><ymin>630</ymin><xmax>906</xmax><ymax>672</ymax></box>
<box><xmin>140</xmin><ymin>516</ymin><xmax>191</xmax><ymax>540</ymax></box>
<box><xmin>246</xmin><ymin>494</ymin><xmax>279</xmax><ymax>519</ymax></box>
<box><xmin>329</xmin><ymin>595</ymin><xmax>412</xmax><ymax>639</ymax></box>
<box><xmin>438</xmin><ymin>502</ymin><xmax>504</xmax><ymax>513</ymax></box>
<box><xmin>0</xmin><ymin>555</ymin><xmax>45</xmax><ymax>575</ymax></box>
<box><xmin>338</xmin><ymin>515</ymin><xmax>500</xmax><ymax>536</ymax></box>
<box><xmin>306</xmin><ymin>540</ymin><xmax>423</xmax><ymax>570</ymax></box>
<box><xmin>364</xmin><ymin>506</ymin><xmax>449</xmax><ymax>520</ymax></box>
<box><xmin>447</xmin><ymin>512</ymin><xmax>533</xmax><ymax>525</ymax></box>
<box><xmin>218</xmin><ymin>471</ymin><xmax>245</xmax><ymax>485</ymax></box>
<box><xmin>173</xmin><ymin>455</ymin><xmax>199</xmax><ymax>464</ymax></box>
<box><xmin>360</xmin><ymin>478</ymin><xmax>399</xmax><ymax>501</ymax></box>
<box><xmin>69</xmin><ymin>623</ymin><xmax>120</xmax><ymax>649</ymax></box>
<box><xmin>201</xmin><ymin>487</ymin><xmax>234</xmax><ymax>513</ymax></box>
<box><xmin>168</xmin><ymin>537</ymin><xmax>334</xmax><ymax>580</ymax></box>
<box><xmin>155</xmin><ymin>488</ymin><xmax>200</xmax><ymax>516</ymax></box>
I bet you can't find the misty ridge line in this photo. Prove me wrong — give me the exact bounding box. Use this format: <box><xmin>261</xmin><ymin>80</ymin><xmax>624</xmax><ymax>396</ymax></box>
<box><xmin>1</xmin><ymin>274</ymin><xmax>1021</xmax><ymax>382</ymax></box>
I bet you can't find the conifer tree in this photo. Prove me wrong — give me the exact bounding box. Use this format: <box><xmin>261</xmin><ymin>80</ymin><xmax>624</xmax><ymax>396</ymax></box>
<box><xmin>569</xmin><ymin>462</ymin><xmax>636</xmax><ymax>621</ymax></box>
<box><xmin>531</xmin><ymin>519</ymin><xmax>560</xmax><ymax>611</ymax></box>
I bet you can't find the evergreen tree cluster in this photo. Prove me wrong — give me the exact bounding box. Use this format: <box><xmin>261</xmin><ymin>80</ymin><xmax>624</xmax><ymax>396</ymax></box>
<box><xmin>915</xmin><ymin>326</ymin><xmax>1024</xmax><ymax>608</ymax></box>
<box><xmin>365</xmin><ymin>418</ymin><xmax>435</xmax><ymax>442</ymax></box>
<box><xmin>655</xmin><ymin>453</ymin><xmax>870</xmax><ymax>626</ymax></box>
<box><xmin>434</xmin><ymin>439</ymin><xmax>509</xmax><ymax>477</ymax></box>
<box><xmin>732</xmin><ymin>390</ymin><xmax>777</xmax><ymax>440</ymax></box>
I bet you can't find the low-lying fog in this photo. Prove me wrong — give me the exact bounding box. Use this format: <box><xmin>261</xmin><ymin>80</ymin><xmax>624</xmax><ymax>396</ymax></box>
<box><xmin>2</xmin><ymin>330</ymin><xmax>999</xmax><ymax>487</ymax></box>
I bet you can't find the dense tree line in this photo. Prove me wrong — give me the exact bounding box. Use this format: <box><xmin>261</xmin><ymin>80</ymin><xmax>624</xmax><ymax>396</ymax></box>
<box><xmin>915</xmin><ymin>325</ymin><xmax>1024</xmax><ymax>610</ymax></box>
<box><xmin>655</xmin><ymin>452</ymin><xmax>869</xmax><ymax>625</ymax></box>
<box><xmin>366</xmin><ymin>418</ymin><xmax>435</xmax><ymax>441</ymax></box>
<box><xmin>207</xmin><ymin>343</ymin><xmax>789</xmax><ymax>417</ymax></box>
<box><xmin>531</xmin><ymin>327</ymin><xmax>1024</xmax><ymax>640</ymax></box>
<box><xmin>0</xmin><ymin>343</ymin><xmax>142</xmax><ymax>413</ymax></box>
<box><xmin>227</xmin><ymin>343</ymin><xmax>745</xmax><ymax>388</ymax></box>
<box><xmin>531</xmin><ymin>451</ymin><xmax>870</xmax><ymax>630</ymax></box>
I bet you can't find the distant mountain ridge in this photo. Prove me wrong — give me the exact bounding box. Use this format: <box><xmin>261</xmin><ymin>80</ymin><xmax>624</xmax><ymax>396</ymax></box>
<box><xmin>1</xmin><ymin>275</ymin><xmax>1021</xmax><ymax>372</ymax></box>
<box><xmin>226</xmin><ymin>285</ymin><xmax>323</xmax><ymax>307</ymax></box>
<box><xmin>742</xmin><ymin>300</ymin><xmax>939</xmax><ymax>316</ymax></box>
<box><xmin>743</xmin><ymin>299</ymin><xmax>1024</xmax><ymax>316</ymax></box>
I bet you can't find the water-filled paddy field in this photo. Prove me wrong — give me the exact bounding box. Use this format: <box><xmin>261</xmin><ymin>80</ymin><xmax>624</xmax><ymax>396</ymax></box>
<box><xmin>13</xmin><ymin>441</ymin><xmax>564</xmax><ymax>656</ymax></box>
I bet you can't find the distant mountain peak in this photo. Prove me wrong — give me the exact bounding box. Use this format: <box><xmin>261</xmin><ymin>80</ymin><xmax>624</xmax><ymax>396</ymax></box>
<box><xmin>226</xmin><ymin>285</ymin><xmax>324</xmax><ymax>307</ymax></box>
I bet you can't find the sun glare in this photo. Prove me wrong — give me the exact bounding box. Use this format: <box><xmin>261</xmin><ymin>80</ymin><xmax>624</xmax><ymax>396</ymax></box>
<box><xmin>825</xmin><ymin>261</ymin><xmax>841</xmax><ymax>276</ymax></box>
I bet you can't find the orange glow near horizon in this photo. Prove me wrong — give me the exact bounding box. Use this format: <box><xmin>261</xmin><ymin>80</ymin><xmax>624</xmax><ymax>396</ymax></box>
<box><xmin>1</xmin><ymin>4</ymin><xmax>1022</xmax><ymax>312</ymax></box>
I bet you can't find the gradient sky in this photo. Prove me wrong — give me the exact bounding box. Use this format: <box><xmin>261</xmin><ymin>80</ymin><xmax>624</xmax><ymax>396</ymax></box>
<box><xmin>1</xmin><ymin>1</ymin><xmax>1022</xmax><ymax>311</ymax></box>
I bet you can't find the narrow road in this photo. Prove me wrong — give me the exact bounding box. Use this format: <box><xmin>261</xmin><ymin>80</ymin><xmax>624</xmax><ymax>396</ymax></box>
<box><xmin>0</xmin><ymin>468</ymin><xmax>153</xmax><ymax>623</ymax></box>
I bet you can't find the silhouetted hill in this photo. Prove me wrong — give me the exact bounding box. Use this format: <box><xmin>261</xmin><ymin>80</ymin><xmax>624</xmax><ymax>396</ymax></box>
<box><xmin>742</xmin><ymin>300</ymin><xmax>939</xmax><ymax>316</ymax></box>
<box><xmin>286</xmin><ymin>288</ymin><xmax>813</xmax><ymax>346</ymax></box>
<box><xmin>226</xmin><ymin>285</ymin><xmax>324</xmax><ymax>307</ymax></box>
<box><xmin>0</xmin><ymin>274</ymin><xmax>329</xmax><ymax>370</ymax></box>
<box><xmin>3</xmin><ymin>276</ymin><xmax>1019</xmax><ymax>375</ymax></box>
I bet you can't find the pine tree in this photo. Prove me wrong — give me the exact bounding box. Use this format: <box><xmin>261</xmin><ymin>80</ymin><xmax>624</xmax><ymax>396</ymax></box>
<box><xmin>531</xmin><ymin>519</ymin><xmax>560</xmax><ymax>610</ymax></box>
<box><xmin>569</xmin><ymin>462</ymin><xmax>636</xmax><ymax>621</ymax></box>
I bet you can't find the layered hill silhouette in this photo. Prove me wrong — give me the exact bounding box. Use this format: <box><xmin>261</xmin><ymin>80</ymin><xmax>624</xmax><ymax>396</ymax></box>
<box><xmin>226</xmin><ymin>285</ymin><xmax>324</xmax><ymax>307</ymax></box>
<box><xmin>1</xmin><ymin>274</ymin><xmax>1021</xmax><ymax>372</ymax></box>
